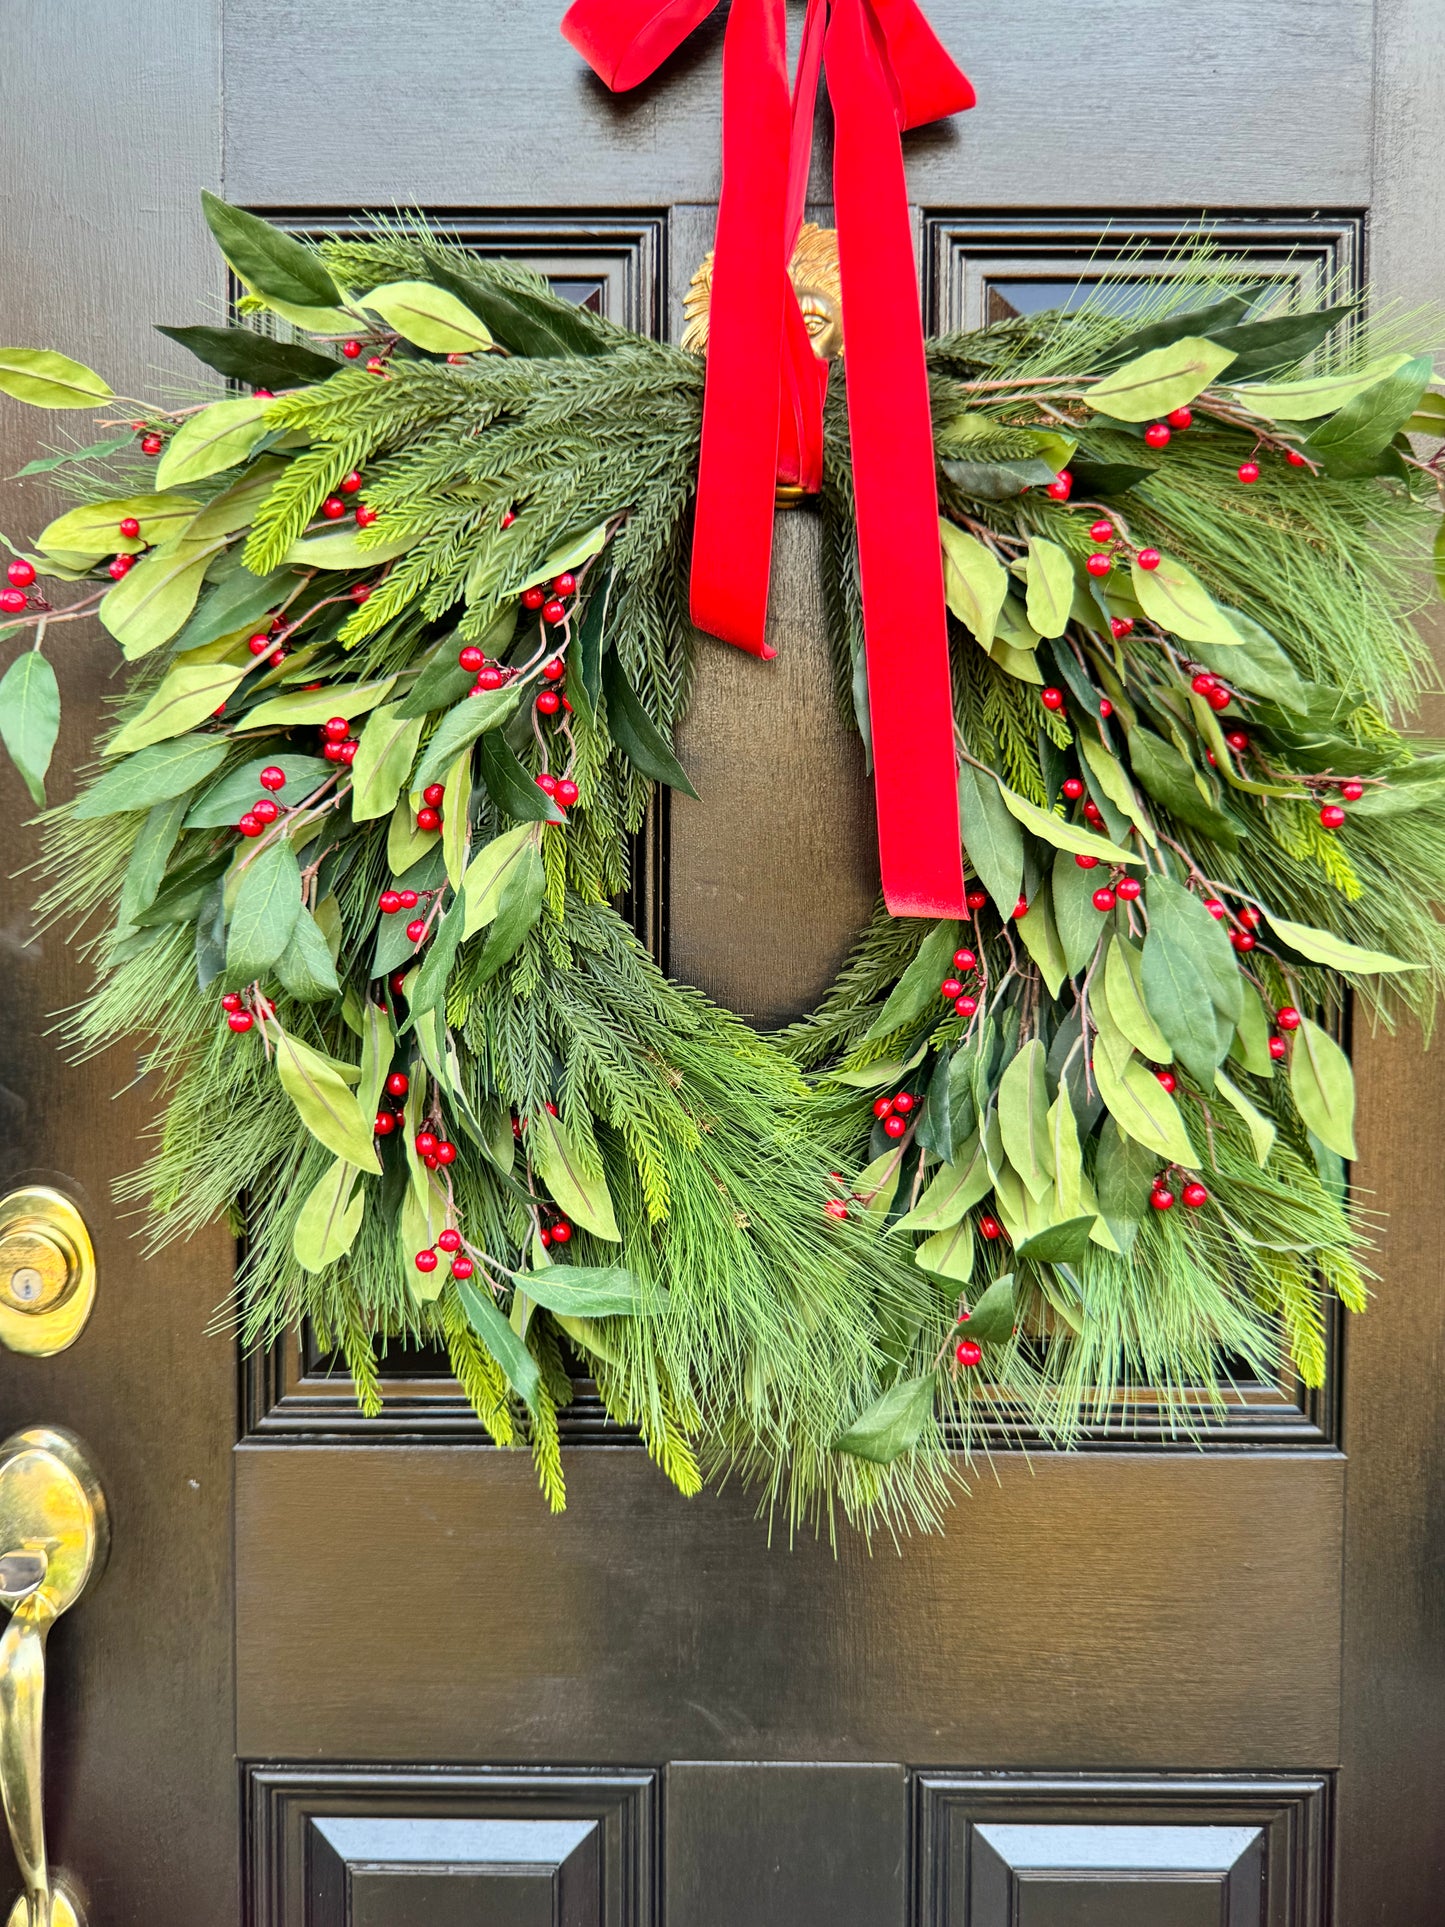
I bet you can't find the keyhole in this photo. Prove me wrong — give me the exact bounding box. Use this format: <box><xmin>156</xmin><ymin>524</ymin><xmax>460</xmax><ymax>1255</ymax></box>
<box><xmin>8</xmin><ymin>1270</ymin><xmax>43</xmax><ymax>1306</ymax></box>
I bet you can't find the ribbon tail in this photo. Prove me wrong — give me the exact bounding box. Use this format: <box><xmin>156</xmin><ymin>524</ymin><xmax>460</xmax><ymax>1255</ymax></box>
<box><xmin>827</xmin><ymin>0</ymin><xmax>966</xmax><ymax>918</ymax></box>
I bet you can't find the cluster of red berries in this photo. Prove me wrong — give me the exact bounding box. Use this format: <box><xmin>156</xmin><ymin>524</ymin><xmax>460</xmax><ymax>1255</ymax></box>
<box><xmin>236</xmin><ymin>765</ymin><xmax>289</xmax><ymax>838</ymax></box>
<box><xmin>218</xmin><ymin>990</ymin><xmax>266</xmax><ymax>1033</ymax></box>
<box><xmin>415</xmin><ymin>1227</ymin><xmax>474</xmax><ymax>1280</ymax></box>
<box><xmin>318</xmin><ymin>715</ymin><xmax>359</xmax><ymax>764</ymax></box>
<box><xmin>954</xmin><ymin>1327</ymin><xmax>983</xmax><ymax>1369</ymax></box>
<box><xmin>1150</xmin><ymin>1171</ymin><xmax>1210</xmax><ymax>1211</ymax></box>
<box><xmin>1268</xmin><ymin>1004</ymin><xmax>1302</xmax><ymax>1061</ymax></box>
<box><xmin>1188</xmin><ymin>669</ymin><xmax>1235</xmax><ymax>714</ymax></box>
<box><xmin>536</xmin><ymin>770</ymin><xmax>580</xmax><ymax>809</ymax></box>
<box><xmin>457</xmin><ymin>645</ymin><xmax>514</xmax><ymax>696</ymax></box>
<box><xmin>378</xmin><ymin>883</ymin><xmax>439</xmax><ymax>947</ymax></box>
<box><xmin>414</xmin><ymin>782</ymin><xmax>446</xmax><ymax>835</ymax></box>
<box><xmin>0</xmin><ymin>555</ymin><xmax>38</xmax><ymax>613</ymax></box>
<box><xmin>537</xmin><ymin>1214</ymin><xmax>574</xmax><ymax>1249</ymax></box>
<box><xmin>415</xmin><ymin>1127</ymin><xmax>459</xmax><ymax>1171</ymax></box>
<box><xmin>247</xmin><ymin>612</ymin><xmax>291</xmax><ymax>668</ymax></box>
<box><xmin>371</xmin><ymin>1068</ymin><xmax>413</xmax><ymax>1138</ymax></box>
<box><xmin>317</xmin><ymin>470</ymin><xmax>375</xmax><ymax>528</ymax></box>
<box><xmin>872</xmin><ymin>1088</ymin><xmax>916</xmax><ymax>1139</ymax></box>
<box><xmin>1319</xmin><ymin>780</ymin><xmax>1363</xmax><ymax>831</ymax></box>
<box><xmin>135</xmin><ymin>422</ymin><xmax>165</xmax><ymax>456</ymax></box>
<box><xmin>521</xmin><ymin>571</ymin><xmax>577</xmax><ymax>628</ymax></box>
<box><xmin>939</xmin><ymin>946</ymin><xmax>981</xmax><ymax>1018</ymax></box>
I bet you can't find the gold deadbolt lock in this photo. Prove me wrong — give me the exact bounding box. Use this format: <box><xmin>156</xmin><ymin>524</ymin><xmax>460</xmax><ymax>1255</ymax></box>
<box><xmin>0</xmin><ymin>1192</ymin><xmax>96</xmax><ymax>1358</ymax></box>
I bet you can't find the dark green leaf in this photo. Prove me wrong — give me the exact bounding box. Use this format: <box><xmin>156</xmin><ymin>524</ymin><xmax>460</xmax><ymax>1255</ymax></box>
<box><xmin>372</xmin><ymin>848</ymin><xmax>445</xmax><ymax>976</ymax></box>
<box><xmin>274</xmin><ymin>906</ymin><xmax>341</xmax><ymax>1001</ymax></box>
<box><xmin>117</xmin><ymin>794</ymin><xmax>190</xmax><ymax>927</ymax></box>
<box><xmin>1206</xmin><ymin>303</ymin><xmax>1354</xmax><ymax>380</ymax></box>
<box><xmin>1125</xmin><ymin>727</ymin><xmax>1239</xmax><ymax>848</ymax></box>
<box><xmin>1094</xmin><ymin>1117</ymin><xmax>1155</xmax><ymax>1252</ymax></box>
<box><xmin>0</xmin><ymin>650</ymin><xmax>59</xmax><ymax>806</ymax></box>
<box><xmin>193</xmin><ymin>877</ymin><xmax>228</xmax><ymax>989</ymax></box>
<box><xmin>156</xmin><ymin>324</ymin><xmax>338</xmax><ymax>389</ymax></box>
<box><xmin>171</xmin><ymin>566</ymin><xmax>302</xmax><ymax>654</ymax></box>
<box><xmin>573</xmin><ymin>571</ymin><xmax>609</xmax><ymax>723</ymax></box>
<box><xmin>200</xmin><ymin>191</ymin><xmax>342</xmax><ymax>312</ymax></box>
<box><xmin>425</xmin><ymin>259</ymin><xmax>612</xmax><ymax>360</ymax></box>
<box><xmin>602</xmin><ymin>653</ymin><xmax>699</xmax><ymax>799</ymax></box>
<box><xmin>1064</xmin><ymin>455</ymin><xmax>1158</xmax><ymax>496</ymax></box>
<box><xmin>72</xmin><ymin>733</ymin><xmax>229</xmax><ymax>819</ymax></box>
<box><xmin>958</xmin><ymin>761</ymin><xmax>1024</xmax><ymax>916</ymax></box>
<box><xmin>15</xmin><ymin>434</ymin><xmax>136</xmax><ymax>477</ymax></box>
<box><xmin>1144</xmin><ymin>874</ymin><xmax>1243</xmax><ymax>1025</ymax></box>
<box><xmin>454</xmin><ymin>1275</ymin><xmax>542</xmax><ymax>1408</ymax></box>
<box><xmin>863</xmin><ymin>920</ymin><xmax>960</xmax><ymax>1043</ymax></box>
<box><xmin>407</xmin><ymin>889</ymin><xmax>466</xmax><ymax>1014</ymax></box>
<box><xmin>1188</xmin><ymin>611</ymin><xmax>1310</xmax><ymax>714</ymax></box>
<box><xmin>1092</xmin><ymin>291</ymin><xmax>1260</xmax><ymax>371</ymax></box>
<box><xmin>413</xmin><ymin>686</ymin><xmax>519</xmax><ymax>791</ymax></box>
<box><xmin>185</xmin><ymin>753</ymin><xmax>331</xmax><ymax>828</ymax></box>
<box><xmin>942</xmin><ymin>456</ymin><xmax>1059</xmax><ymax>503</ymax></box>
<box><xmin>1306</xmin><ymin>355</ymin><xmax>1435</xmax><ymax>475</ymax></box>
<box><xmin>915</xmin><ymin>1050</ymin><xmax>954</xmax><ymax>1162</ymax></box>
<box><xmin>476</xmin><ymin>730</ymin><xmax>564</xmax><ymax>824</ymax></box>
<box><xmin>225</xmin><ymin>840</ymin><xmax>303</xmax><ymax>985</ymax></box>
<box><xmin>474</xmin><ymin>843</ymin><xmax>546</xmax><ymax>982</ymax></box>
<box><xmin>1050</xmin><ymin>850</ymin><xmax>1103</xmax><ymax>976</ymax></box>
<box><xmin>1016</xmin><ymin>1216</ymin><xmax>1095</xmax><ymax>1263</ymax></box>
<box><xmin>962</xmin><ymin>1274</ymin><xmax>1016</xmax><ymax>1343</ymax></box>
<box><xmin>833</xmin><ymin>1373</ymin><xmax>937</xmax><ymax>1463</ymax></box>
<box><xmin>395</xmin><ymin>635</ymin><xmax>477</xmax><ymax>719</ymax></box>
<box><xmin>518</xmin><ymin>1263</ymin><xmax>664</xmax><ymax>1318</ymax></box>
<box><xmin>1140</xmin><ymin>931</ymin><xmax>1228</xmax><ymax>1085</ymax></box>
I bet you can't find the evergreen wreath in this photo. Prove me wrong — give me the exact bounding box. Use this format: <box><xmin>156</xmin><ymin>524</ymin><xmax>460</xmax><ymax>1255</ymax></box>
<box><xmin>3</xmin><ymin>196</ymin><xmax>1444</xmax><ymax>1531</ymax></box>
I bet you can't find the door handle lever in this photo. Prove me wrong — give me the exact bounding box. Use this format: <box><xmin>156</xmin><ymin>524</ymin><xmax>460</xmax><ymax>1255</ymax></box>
<box><xmin>0</xmin><ymin>1430</ymin><xmax>108</xmax><ymax>1927</ymax></box>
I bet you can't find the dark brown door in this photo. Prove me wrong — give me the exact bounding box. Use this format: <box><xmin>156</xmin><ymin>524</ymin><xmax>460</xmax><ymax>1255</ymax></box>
<box><xmin>1</xmin><ymin>4</ymin><xmax>1443</xmax><ymax>1924</ymax></box>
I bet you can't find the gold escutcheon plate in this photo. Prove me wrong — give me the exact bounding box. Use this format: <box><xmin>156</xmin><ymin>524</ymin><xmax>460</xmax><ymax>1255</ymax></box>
<box><xmin>0</xmin><ymin>1191</ymin><xmax>96</xmax><ymax>1359</ymax></box>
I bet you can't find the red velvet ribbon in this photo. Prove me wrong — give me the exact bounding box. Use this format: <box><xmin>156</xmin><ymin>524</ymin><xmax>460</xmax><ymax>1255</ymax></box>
<box><xmin>562</xmin><ymin>0</ymin><xmax>974</xmax><ymax>916</ymax></box>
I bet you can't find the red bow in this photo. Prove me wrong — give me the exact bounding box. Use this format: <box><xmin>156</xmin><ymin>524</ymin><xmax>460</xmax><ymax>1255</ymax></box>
<box><xmin>562</xmin><ymin>0</ymin><xmax>974</xmax><ymax>917</ymax></box>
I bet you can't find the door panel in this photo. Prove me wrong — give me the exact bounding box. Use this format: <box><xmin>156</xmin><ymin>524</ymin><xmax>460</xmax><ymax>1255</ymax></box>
<box><xmin>1</xmin><ymin>1</ymin><xmax>1443</xmax><ymax>1922</ymax></box>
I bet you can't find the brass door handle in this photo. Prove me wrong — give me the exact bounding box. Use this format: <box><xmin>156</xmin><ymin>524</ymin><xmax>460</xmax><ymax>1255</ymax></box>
<box><xmin>0</xmin><ymin>1430</ymin><xmax>108</xmax><ymax>1927</ymax></box>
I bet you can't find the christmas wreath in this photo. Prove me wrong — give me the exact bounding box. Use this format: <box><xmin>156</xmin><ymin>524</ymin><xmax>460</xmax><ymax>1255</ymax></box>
<box><xmin>3</xmin><ymin>191</ymin><xmax>1444</xmax><ymax>1531</ymax></box>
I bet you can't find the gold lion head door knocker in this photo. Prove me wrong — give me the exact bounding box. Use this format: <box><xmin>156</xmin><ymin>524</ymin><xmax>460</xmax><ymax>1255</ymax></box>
<box><xmin>683</xmin><ymin>224</ymin><xmax>843</xmax><ymax>507</ymax></box>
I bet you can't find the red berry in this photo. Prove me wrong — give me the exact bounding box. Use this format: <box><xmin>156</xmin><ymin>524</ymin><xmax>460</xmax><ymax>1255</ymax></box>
<box><xmin>940</xmin><ymin>978</ymin><xmax>963</xmax><ymax>1000</ymax></box>
<box><xmin>415</xmin><ymin>807</ymin><xmax>442</xmax><ymax>833</ymax></box>
<box><xmin>552</xmin><ymin>572</ymin><xmax>576</xmax><ymax>596</ymax></box>
<box><xmin>406</xmin><ymin>918</ymin><xmax>428</xmax><ymax>943</ymax></box>
<box><xmin>1340</xmin><ymin>781</ymin><xmax>1364</xmax><ymax>802</ymax></box>
<box><xmin>979</xmin><ymin>1214</ymin><xmax>1003</xmax><ymax>1240</ymax></box>
<box><xmin>500</xmin><ymin>510</ymin><xmax>516</xmax><ymax>528</ymax></box>
<box><xmin>220</xmin><ymin>992</ymin><xmax>243</xmax><ymax>1013</ymax></box>
<box><xmin>539</xmin><ymin>1228</ymin><xmax>552</xmax><ymax>1247</ymax></box>
<box><xmin>1191</xmin><ymin>673</ymin><xmax>1217</xmax><ymax>696</ymax></box>
<box><xmin>1092</xmin><ymin>886</ymin><xmax>1117</xmax><ymax>912</ymax></box>
<box><xmin>414</xmin><ymin>1248</ymin><xmax>439</xmax><ymax>1273</ymax></box>
<box><xmin>1075</xmin><ymin>853</ymin><xmax>1099</xmax><ymax>870</ymax></box>
<box><xmin>415</xmin><ymin>1131</ymin><xmax>438</xmax><ymax>1157</ymax></box>
<box><xmin>1082</xmin><ymin>801</ymin><xmax>1103</xmax><ymax>824</ymax></box>
<box><xmin>893</xmin><ymin>1092</ymin><xmax>915</xmax><ymax>1115</ymax></box>
<box><xmin>458</xmin><ymin>646</ymin><xmax>485</xmax><ymax>672</ymax></box>
<box><xmin>536</xmin><ymin>688</ymin><xmax>562</xmax><ymax>715</ymax></box>
<box><xmin>258</xmin><ymin>766</ymin><xmax>286</xmax><ymax>791</ymax></box>
<box><xmin>433</xmin><ymin>1230</ymin><xmax>462</xmax><ymax>1257</ymax></box>
<box><xmin>966</xmin><ymin>889</ymin><xmax>988</xmax><ymax>911</ymax></box>
<box><xmin>374</xmin><ymin>1111</ymin><xmax>395</xmax><ymax>1136</ymax></box>
<box><xmin>540</xmin><ymin>658</ymin><xmax>565</xmax><ymax>682</ymax></box>
<box><xmin>141</xmin><ymin>433</ymin><xmax>163</xmax><ymax>455</ymax></box>
<box><xmin>389</xmin><ymin>971</ymin><xmax>408</xmax><ymax>995</ymax></box>
<box><xmin>6</xmin><ymin>559</ymin><xmax>35</xmax><ymax>589</ymax></box>
<box><xmin>1046</xmin><ymin>470</ymin><xmax>1073</xmax><ymax>500</ymax></box>
<box><xmin>1166</xmin><ymin>407</ymin><xmax>1193</xmax><ymax>430</ymax></box>
<box><xmin>1088</xmin><ymin>519</ymin><xmax>1114</xmax><ymax>543</ymax></box>
<box><xmin>451</xmin><ymin>1255</ymin><xmax>475</xmax><ymax>1279</ymax></box>
<box><xmin>118</xmin><ymin>515</ymin><xmax>141</xmax><ymax>539</ymax></box>
<box><xmin>1203</xmin><ymin>898</ymin><xmax>1226</xmax><ymax>920</ymax></box>
<box><xmin>104</xmin><ymin>556</ymin><xmax>137</xmax><ymax>580</ymax></box>
<box><xmin>385</xmin><ymin>1071</ymin><xmax>410</xmax><ymax>1097</ymax></box>
<box><xmin>339</xmin><ymin>470</ymin><xmax>363</xmax><ymax>493</ymax></box>
<box><xmin>337</xmin><ymin>739</ymin><xmax>358</xmax><ymax>763</ymax></box>
<box><xmin>246</xmin><ymin>634</ymin><xmax>272</xmax><ymax>657</ymax></box>
<box><xmin>322</xmin><ymin>742</ymin><xmax>344</xmax><ymax>762</ymax></box>
<box><xmin>1150</xmin><ymin>1184</ymin><xmax>1175</xmax><ymax>1211</ymax></box>
<box><xmin>379</xmin><ymin>891</ymin><xmax>402</xmax><ymax>914</ymax></box>
<box><xmin>1208</xmin><ymin>686</ymin><xmax>1232</xmax><ymax>712</ymax></box>
<box><xmin>1110</xmin><ymin>616</ymin><xmax>1134</xmax><ymax>640</ymax></box>
<box><xmin>342</xmin><ymin>340</ymin><xmax>363</xmax><ymax>358</ymax></box>
<box><xmin>1085</xmin><ymin>553</ymin><xmax>1112</xmax><ymax>578</ymax></box>
<box><xmin>954</xmin><ymin>948</ymin><xmax>977</xmax><ymax>971</ymax></box>
<box><xmin>1238</xmin><ymin>906</ymin><xmax>1262</xmax><ymax>929</ymax></box>
<box><xmin>883</xmin><ymin>1114</ymin><xmax>907</xmax><ymax>1139</ymax></box>
<box><xmin>321</xmin><ymin>496</ymin><xmax>347</xmax><ymax>520</ymax></box>
<box><xmin>355</xmin><ymin>504</ymin><xmax>379</xmax><ymax>529</ymax></box>
<box><xmin>954</xmin><ymin>994</ymin><xmax>979</xmax><ymax>1018</ymax></box>
<box><xmin>1155</xmin><ymin>1069</ymin><xmax>1177</xmax><ymax>1093</ymax></box>
<box><xmin>227</xmin><ymin>1010</ymin><xmax>254</xmax><ymax>1033</ymax></box>
<box><xmin>955</xmin><ymin>1338</ymin><xmax>983</xmax><ymax>1367</ymax></box>
<box><xmin>873</xmin><ymin>1096</ymin><xmax>894</xmax><ymax>1118</ymax></box>
<box><xmin>1137</xmin><ymin>548</ymin><xmax>1162</xmax><ymax>571</ymax></box>
<box><xmin>1011</xmin><ymin>896</ymin><xmax>1029</xmax><ymax>920</ymax></box>
<box><xmin>824</xmin><ymin>1198</ymin><xmax>849</xmax><ymax>1219</ymax></box>
<box><xmin>1319</xmin><ymin>803</ymin><xmax>1347</xmax><ymax>830</ymax></box>
<box><xmin>349</xmin><ymin>585</ymin><xmax>372</xmax><ymax>603</ymax></box>
<box><xmin>415</xmin><ymin>784</ymin><xmax>442</xmax><ymax>809</ymax></box>
<box><xmin>1237</xmin><ymin>461</ymin><xmax>1261</xmax><ymax>485</ymax></box>
<box><xmin>1286</xmin><ymin>449</ymin><xmax>1309</xmax><ymax>467</ymax></box>
<box><xmin>398</xmin><ymin>890</ymin><xmax>419</xmax><ymax>909</ymax></box>
<box><xmin>1040</xmin><ymin>686</ymin><xmax>1065</xmax><ymax>711</ymax></box>
<box><xmin>323</xmin><ymin>716</ymin><xmax>350</xmax><ymax>742</ymax></box>
<box><xmin>1225</xmin><ymin>730</ymin><xmax>1249</xmax><ymax>752</ymax></box>
<box><xmin>1116</xmin><ymin>875</ymin><xmax>1142</xmax><ymax>901</ymax></box>
<box><xmin>1268</xmin><ymin>1035</ymin><xmax>1289</xmax><ymax>1061</ymax></box>
<box><xmin>252</xmin><ymin>798</ymin><xmax>279</xmax><ymax>824</ymax></box>
<box><xmin>1144</xmin><ymin>423</ymin><xmax>1172</xmax><ymax>449</ymax></box>
<box><xmin>477</xmin><ymin>666</ymin><xmax>504</xmax><ymax>690</ymax></box>
<box><xmin>554</xmin><ymin>778</ymin><xmax>580</xmax><ymax>807</ymax></box>
<box><xmin>436</xmin><ymin>1140</ymin><xmax>457</xmax><ymax>1165</ymax></box>
<box><xmin>1276</xmin><ymin>1006</ymin><xmax>1302</xmax><ymax>1032</ymax></box>
<box><xmin>1182</xmin><ymin>1181</ymin><xmax>1209</xmax><ymax>1209</ymax></box>
<box><xmin>1099</xmin><ymin>699</ymin><xmax>1114</xmax><ymax>718</ymax></box>
<box><xmin>446</xmin><ymin>353</ymin><xmax>469</xmax><ymax>366</ymax></box>
<box><xmin>237</xmin><ymin>812</ymin><xmax>264</xmax><ymax>837</ymax></box>
<box><xmin>0</xmin><ymin>588</ymin><xmax>28</xmax><ymax>612</ymax></box>
<box><xmin>1231</xmin><ymin>930</ymin><xmax>1257</xmax><ymax>953</ymax></box>
<box><xmin>365</xmin><ymin>356</ymin><xmax>386</xmax><ymax>373</ymax></box>
<box><xmin>522</xmin><ymin>586</ymin><xmax>546</xmax><ymax>610</ymax></box>
<box><xmin>551</xmin><ymin>1221</ymin><xmax>572</xmax><ymax>1244</ymax></box>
